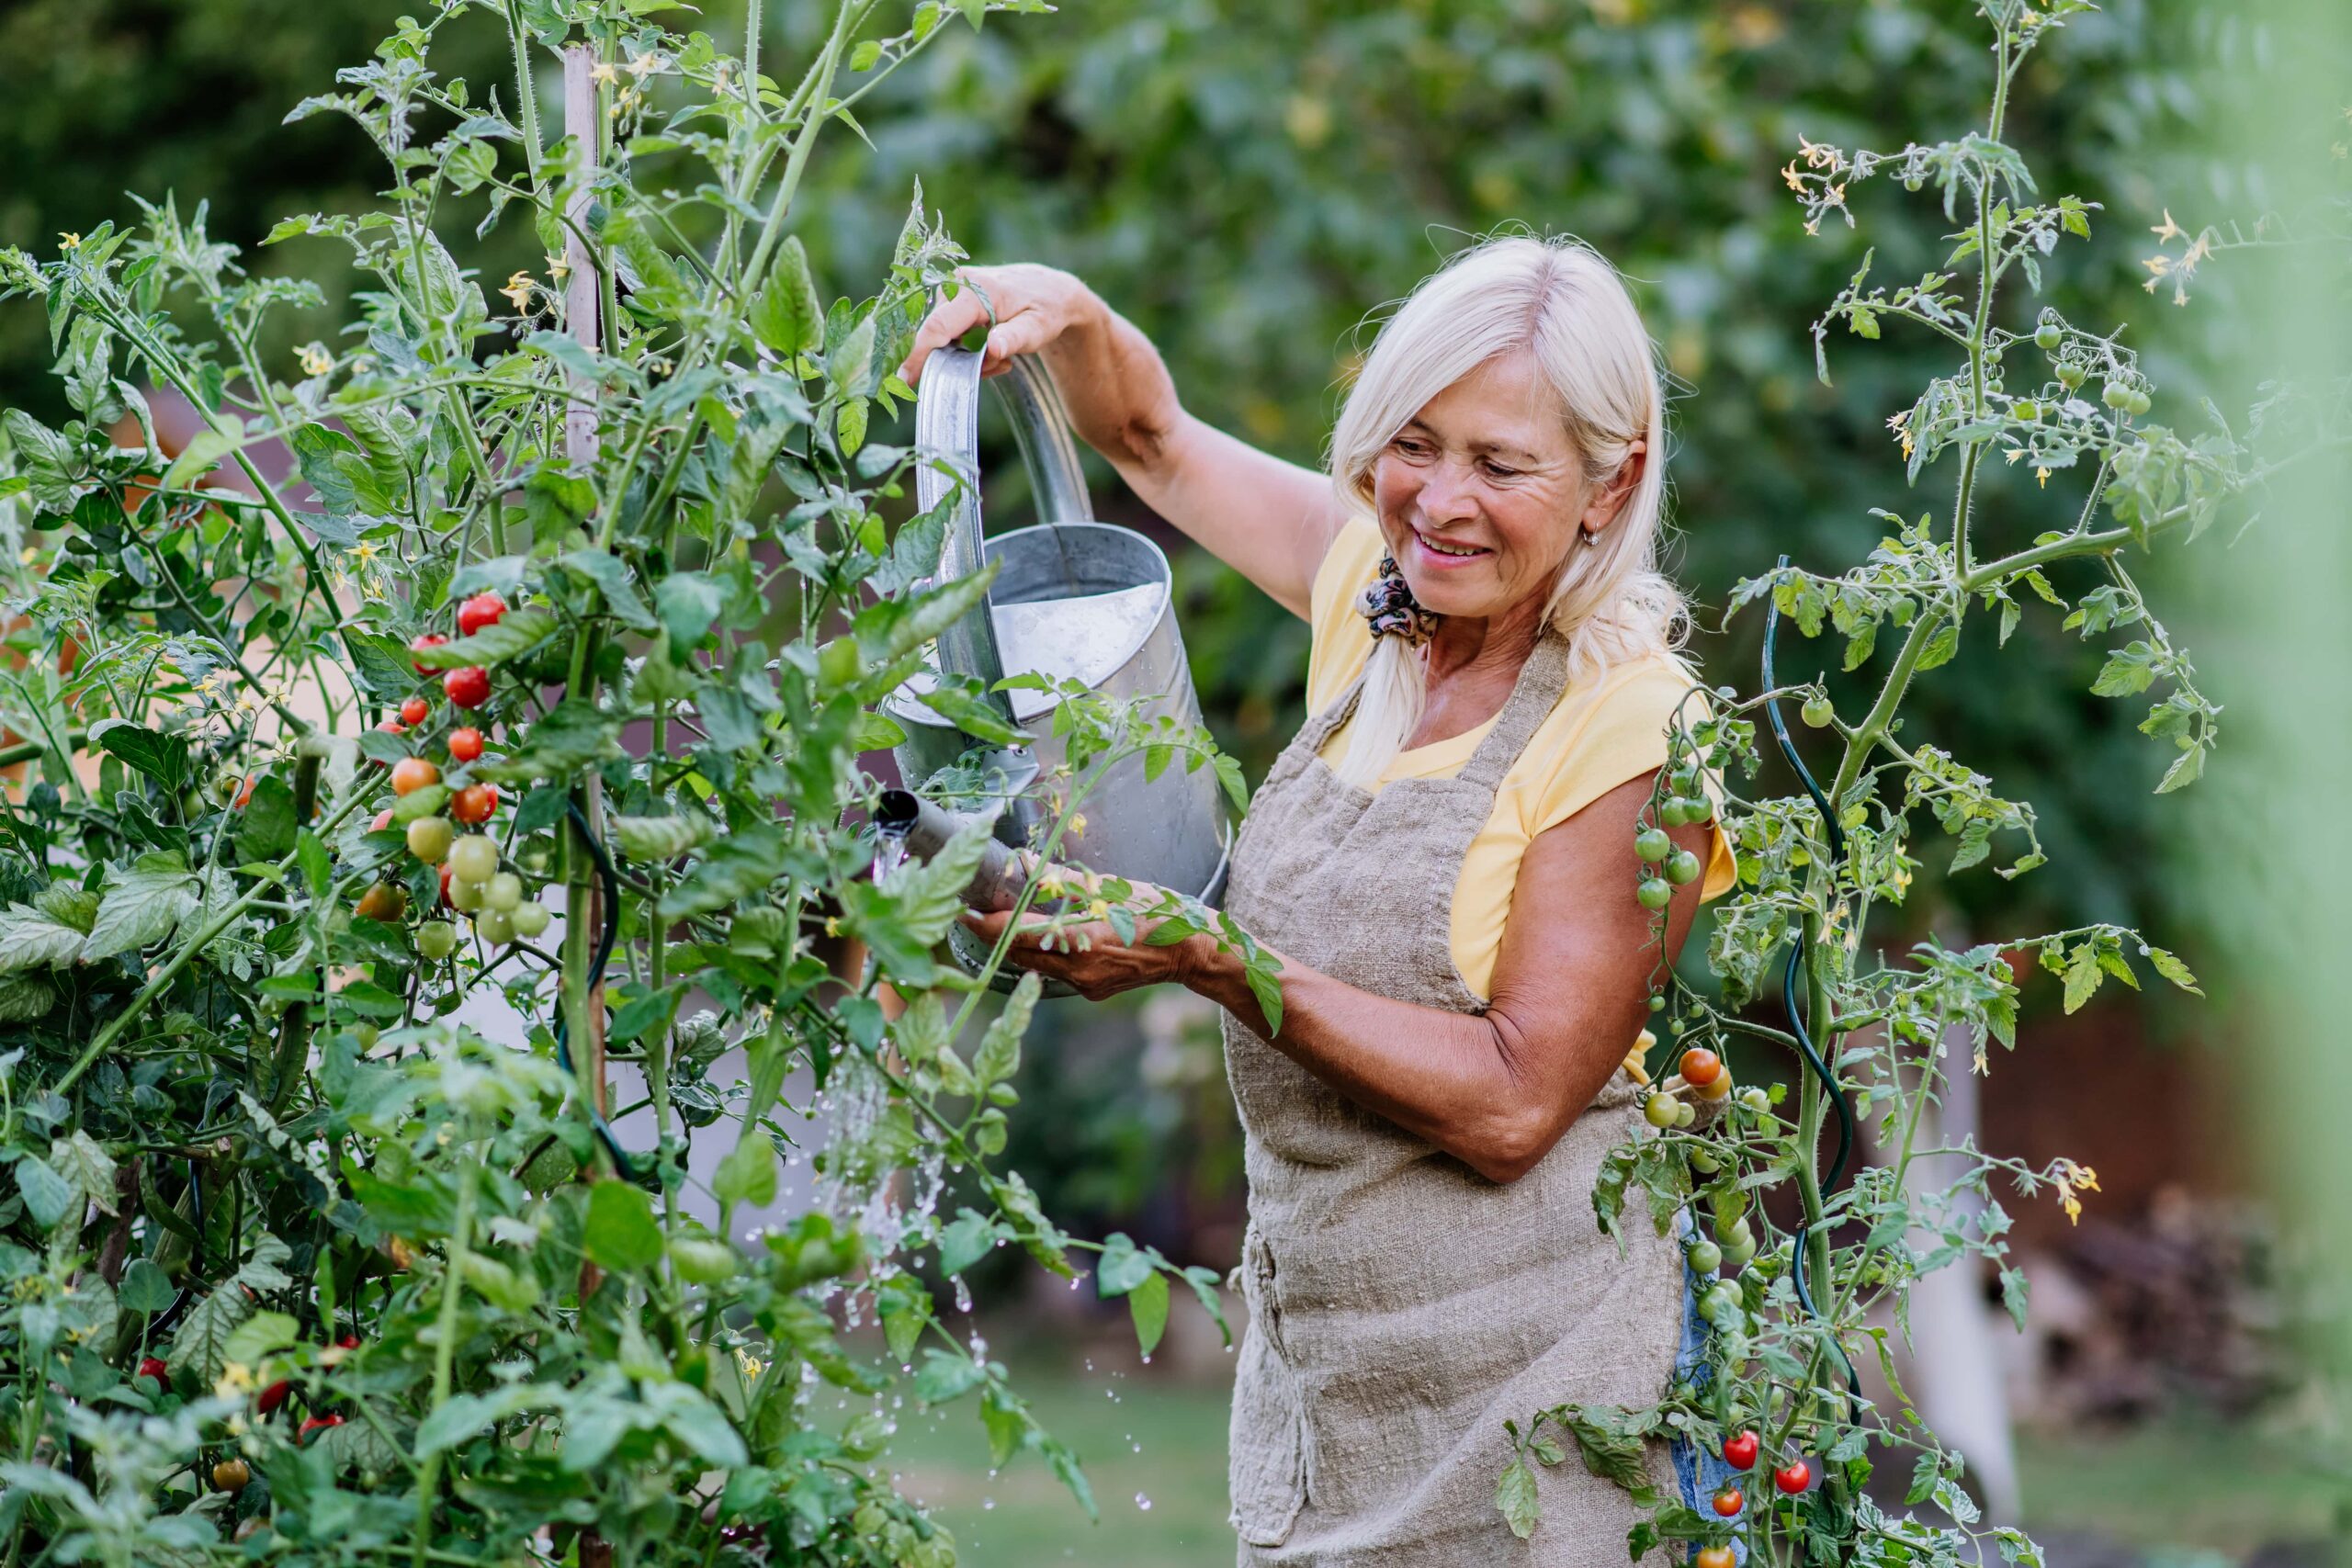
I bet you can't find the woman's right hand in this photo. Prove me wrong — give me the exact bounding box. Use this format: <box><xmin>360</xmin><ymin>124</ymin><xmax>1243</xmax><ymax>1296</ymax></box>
<box><xmin>896</xmin><ymin>262</ymin><xmax>1345</xmax><ymax>619</ymax></box>
<box><xmin>896</xmin><ymin>263</ymin><xmax>1102</xmax><ymax>388</ymax></box>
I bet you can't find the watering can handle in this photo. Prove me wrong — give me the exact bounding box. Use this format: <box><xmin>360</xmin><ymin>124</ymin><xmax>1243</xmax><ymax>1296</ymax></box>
<box><xmin>913</xmin><ymin>347</ymin><xmax>1097</xmax><ymax>724</ymax></box>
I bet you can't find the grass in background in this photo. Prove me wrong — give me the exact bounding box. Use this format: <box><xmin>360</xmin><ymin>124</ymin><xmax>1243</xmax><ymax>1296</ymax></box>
<box><xmin>884</xmin><ymin>1359</ymin><xmax>2341</xmax><ymax>1567</ymax></box>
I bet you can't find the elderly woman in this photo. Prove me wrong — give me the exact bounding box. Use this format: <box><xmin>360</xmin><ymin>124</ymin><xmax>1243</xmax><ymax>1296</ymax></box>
<box><xmin>899</xmin><ymin>235</ymin><xmax>1737</xmax><ymax>1564</ymax></box>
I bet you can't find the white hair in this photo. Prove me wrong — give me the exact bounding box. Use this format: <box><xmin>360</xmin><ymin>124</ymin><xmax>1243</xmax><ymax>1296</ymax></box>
<box><xmin>1325</xmin><ymin>232</ymin><xmax>1691</xmax><ymax>789</ymax></box>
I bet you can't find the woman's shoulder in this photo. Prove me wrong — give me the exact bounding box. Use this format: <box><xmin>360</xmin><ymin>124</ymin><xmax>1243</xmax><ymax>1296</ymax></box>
<box><xmin>1506</xmin><ymin>649</ymin><xmax>1713</xmax><ymax>830</ymax></box>
<box><xmin>1303</xmin><ymin>516</ymin><xmax>1385</xmax><ymax>712</ymax></box>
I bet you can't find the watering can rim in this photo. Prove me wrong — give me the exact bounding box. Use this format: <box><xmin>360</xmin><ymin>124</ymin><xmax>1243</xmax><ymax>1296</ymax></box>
<box><xmin>881</xmin><ymin>520</ymin><xmax>1179</xmax><ymax>731</ymax></box>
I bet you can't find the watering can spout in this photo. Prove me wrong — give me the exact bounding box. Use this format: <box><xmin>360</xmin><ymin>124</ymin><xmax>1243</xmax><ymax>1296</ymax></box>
<box><xmin>873</xmin><ymin>789</ymin><xmax>1030</xmax><ymax>914</ymax></box>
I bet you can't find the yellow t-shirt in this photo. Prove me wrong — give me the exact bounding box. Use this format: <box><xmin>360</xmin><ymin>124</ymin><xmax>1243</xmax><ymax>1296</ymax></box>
<box><xmin>1305</xmin><ymin>518</ymin><xmax>1738</xmax><ymax>1008</ymax></box>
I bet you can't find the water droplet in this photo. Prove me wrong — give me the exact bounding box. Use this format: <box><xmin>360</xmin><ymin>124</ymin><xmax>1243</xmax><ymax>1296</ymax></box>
<box><xmin>1134</xmin><ymin>1492</ymin><xmax>1153</xmax><ymax>1511</ymax></box>
<box><xmin>982</xmin><ymin>1497</ymin><xmax>996</xmax><ymax>1511</ymax></box>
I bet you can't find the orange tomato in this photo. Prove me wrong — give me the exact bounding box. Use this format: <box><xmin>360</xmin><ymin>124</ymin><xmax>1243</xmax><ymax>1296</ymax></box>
<box><xmin>390</xmin><ymin>757</ymin><xmax>440</xmax><ymax>796</ymax></box>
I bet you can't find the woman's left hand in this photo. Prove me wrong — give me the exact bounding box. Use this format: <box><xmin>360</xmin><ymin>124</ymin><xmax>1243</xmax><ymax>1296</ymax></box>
<box><xmin>958</xmin><ymin>894</ymin><xmax>1202</xmax><ymax>1001</ymax></box>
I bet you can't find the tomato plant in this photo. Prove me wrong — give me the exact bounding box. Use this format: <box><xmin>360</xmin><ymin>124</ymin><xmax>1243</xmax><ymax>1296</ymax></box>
<box><xmin>1498</xmin><ymin>3</ymin><xmax>2276</xmax><ymax>1562</ymax></box>
<box><xmin>0</xmin><ymin>1</ymin><xmax>1272</xmax><ymax>1563</ymax></box>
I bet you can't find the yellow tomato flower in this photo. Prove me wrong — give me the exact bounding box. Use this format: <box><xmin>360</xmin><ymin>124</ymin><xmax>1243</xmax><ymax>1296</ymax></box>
<box><xmin>57</xmin><ymin>232</ymin><xmax>80</xmax><ymax>250</ymax></box>
<box><xmin>297</xmin><ymin>343</ymin><xmax>334</xmax><ymax>378</ymax></box>
<box><xmin>500</xmin><ymin>270</ymin><xmax>536</xmax><ymax>312</ymax></box>
<box><xmin>545</xmin><ymin>251</ymin><xmax>571</xmax><ymax>281</ymax></box>
<box><xmin>215</xmin><ymin>1362</ymin><xmax>255</xmax><ymax>1399</ymax></box>
<box><xmin>589</xmin><ymin>61</ymin><xmax>620</xmax><ymax>87</ymax></box>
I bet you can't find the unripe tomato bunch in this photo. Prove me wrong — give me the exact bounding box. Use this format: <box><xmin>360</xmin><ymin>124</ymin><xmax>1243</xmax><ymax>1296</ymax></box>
<box><xmin>357</xmin><ymin>592</ymin><xmax>551</xmax><ymax>952</ymax></box>
<box><xmin>1634</xmin><ymin>755</ymin><xmax>1714</xmax><ymax>911</ymax></box>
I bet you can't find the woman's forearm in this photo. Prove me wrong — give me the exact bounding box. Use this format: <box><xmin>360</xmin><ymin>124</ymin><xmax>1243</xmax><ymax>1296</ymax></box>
<box><xmin>1179</xmin><ymin>937</ymin><xmax>1624</xmax><ymax>1184</ymax></box>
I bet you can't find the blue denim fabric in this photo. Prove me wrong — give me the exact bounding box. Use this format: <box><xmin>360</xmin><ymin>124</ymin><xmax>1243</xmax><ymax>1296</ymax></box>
<box><xmin>1668</xmin><ymin>1210</ymin><xmax>1748</xmax><ymax>1564</ymax></box>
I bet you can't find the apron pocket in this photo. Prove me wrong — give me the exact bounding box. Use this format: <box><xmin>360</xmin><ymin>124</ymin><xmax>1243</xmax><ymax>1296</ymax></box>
<box><xmin>1227</xmin><ymin>1227</ymin><xmax>1306</xmax><ymax>1547</ymax></box>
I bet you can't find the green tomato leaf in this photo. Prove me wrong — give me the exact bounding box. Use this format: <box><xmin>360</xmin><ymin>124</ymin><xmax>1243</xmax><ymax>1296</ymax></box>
<box><xmin>1125</xmin><ymin>1270</ymin><xmax>1169</xmax><ymax>1357</ymax></box>
<box><xmin>583</xmin><ymin>1180</ymin><xmax>665</xmax><ymax>1273</ymax></box>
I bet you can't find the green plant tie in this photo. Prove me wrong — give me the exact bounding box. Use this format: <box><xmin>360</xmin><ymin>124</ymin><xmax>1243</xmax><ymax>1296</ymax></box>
<box><xmin>556</xmin><ymin>797</ymin><xmax>639</xmax><ymax>1181</ymax></box>
<box><xmin>1762</xmin><ymin>556</ymin><xmax>1862</xmax><ymax>1403</ymax></box>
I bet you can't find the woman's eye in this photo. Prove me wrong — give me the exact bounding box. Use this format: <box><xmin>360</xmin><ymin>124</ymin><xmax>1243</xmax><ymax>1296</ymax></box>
<box><xmin>1482</xmin><ymin>462</ymin><xmax>1520</xmax><ymax>479</ymax></box>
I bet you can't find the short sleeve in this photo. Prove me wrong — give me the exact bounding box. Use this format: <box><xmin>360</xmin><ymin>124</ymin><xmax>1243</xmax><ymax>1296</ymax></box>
<box><xmin>1304</xmin><ymin>518</ymin><xmax>1385</xmax><ymax>716</ymax></box>
<box><xmin>1517</xmin><ymin>658</ymin><xmax>1739</xmax><ymax>902</ymax></box>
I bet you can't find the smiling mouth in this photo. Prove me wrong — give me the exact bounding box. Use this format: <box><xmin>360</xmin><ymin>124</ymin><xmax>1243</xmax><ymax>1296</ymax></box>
<box><xmin>1414</xmin><ymin>531</ymin><xmax>1492</xmax><ymax>559</ymax></box>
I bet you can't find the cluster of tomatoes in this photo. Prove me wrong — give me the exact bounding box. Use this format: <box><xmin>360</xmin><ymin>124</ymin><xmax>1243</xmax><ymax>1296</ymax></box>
<box><xmin>353</xmin><ymin>592</ymin><xmax>549</xmax><ymax>953</ymax></box>
<box><xmin>133</xmin><ymin>1335</ymin><xmax>361</xmax><ymax>1516</ymax></box>
<box><xmin>1687</xmin><ymin>1428</ymin><xmax>1815</xmax><ymax>1565</ymax></box>
<box><xmin>1634</xmin><ymin>763</ymin><xmax>1713</xmax><ymax>910</ymax></box>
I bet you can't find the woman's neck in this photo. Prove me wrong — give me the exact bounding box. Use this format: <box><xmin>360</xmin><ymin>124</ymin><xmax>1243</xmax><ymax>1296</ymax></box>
<box><xmin>1422</xmin><ymin>594</ymin><xmax>1548</xmax><ymax>690</ymax></box>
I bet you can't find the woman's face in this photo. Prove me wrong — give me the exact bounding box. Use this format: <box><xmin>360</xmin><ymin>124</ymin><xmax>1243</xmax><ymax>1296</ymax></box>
<box><xmin>1371</xmin><ymin>351</ymin><xmax>1589</xmax><ymax>628</ymax></box>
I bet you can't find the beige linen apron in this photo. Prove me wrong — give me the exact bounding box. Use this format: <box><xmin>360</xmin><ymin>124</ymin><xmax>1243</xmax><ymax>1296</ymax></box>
<box><xmin>1218</xmin><ymin>629</ymin><xmax>1683</xmax><ymax>1565</ymax></box>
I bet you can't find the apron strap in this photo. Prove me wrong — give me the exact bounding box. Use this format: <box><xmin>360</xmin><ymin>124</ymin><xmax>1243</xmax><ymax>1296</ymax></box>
<box><xmin>1456</xmin><ymin>628</ymin><xmax>1574</xmax><ymax>791</ymax></box>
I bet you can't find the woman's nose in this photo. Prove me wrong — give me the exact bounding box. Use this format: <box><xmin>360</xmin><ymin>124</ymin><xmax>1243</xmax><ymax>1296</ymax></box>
<box><xmin>1416</xmin><ymin>457</ymin><xmax>1482</xmax><ymax>523</ymax></box>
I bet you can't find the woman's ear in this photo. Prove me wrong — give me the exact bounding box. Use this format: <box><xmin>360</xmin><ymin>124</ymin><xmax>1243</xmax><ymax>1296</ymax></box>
<box><xmin>1579</xmin><ymin>439</ymin><xmax>1648</xmax><ymax>539</ymax></box>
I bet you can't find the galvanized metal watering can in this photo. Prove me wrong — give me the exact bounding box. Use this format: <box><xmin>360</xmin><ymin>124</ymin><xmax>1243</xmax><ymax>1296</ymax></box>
<box><xmin>882</xmin><ymin>347</ymin><xmax>1232</xmax><ymax>985</ymax></box>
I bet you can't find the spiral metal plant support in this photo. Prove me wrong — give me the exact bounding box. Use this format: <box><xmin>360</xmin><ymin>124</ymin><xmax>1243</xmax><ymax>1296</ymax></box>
<box><xmin>1761</xmin><ymin>556</ymin><xmax>1862</xmax><ymax>1402</ymax></box>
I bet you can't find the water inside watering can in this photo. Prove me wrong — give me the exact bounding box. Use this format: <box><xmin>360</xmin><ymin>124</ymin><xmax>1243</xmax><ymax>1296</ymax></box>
<box><xmin>900</xmin><ymin>581</ymin><xmax>1167</xmax><ymax>724</ymax></box>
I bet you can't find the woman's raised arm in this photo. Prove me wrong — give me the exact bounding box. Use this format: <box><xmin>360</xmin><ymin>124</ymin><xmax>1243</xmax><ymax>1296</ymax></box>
<box><xmin>897</xmin><ymin>264</ymin><xmax>1349</xmax><ymax>619</ymax></box>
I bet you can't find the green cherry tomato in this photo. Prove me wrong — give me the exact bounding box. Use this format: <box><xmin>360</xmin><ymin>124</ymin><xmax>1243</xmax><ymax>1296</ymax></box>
<box><xmin>510</xmin><ymin>902</ymin><xmax>550</xmax><ymax>940</ymax></box>
<box><xmin>1676</xmin><ymin>795</ymin><xmax>1713</xmax><ymax>824</ymax></box>
<box><xmin>1635</xmin><ymin>827</ymin><xmax>1674</xmax><ymax>862</ymax></box>
<box><xmin>1739</xmin><ymin>1086</ymin><xmax>1772</xmax><ymax>1114</ymax></box>
<box><xmin>2055</xmin><ymin>361</ymin><xmax>2086</xmax><ymax>389</ymax></box>
<box><xmin>475</xmin><ymin>908</ymin><xmax>514</xmax><ymax>945</ymax></box>
<box><xmin>449</xmin><ymin>834</ymin><xmax>500</xmax><ymax>884</ymax></box>
<box><xmin>1665</xmin><ymin>849</ymin><xmax>1703</xmax><ymax>886</ymax></box>
<box><xmin>448</xmin><ymin>875</ymin><xmax>488</xmax><ymax>913</ymax></box>
<box><xmin>1636</xmin><ymin>877</ymin><xmax>1675</xmax><ymax>910</ymax></box>
<box><xmin>1686</xmin><ymin>1239</ymin><xmax>1724</xmax><ymax>1274</ymax></box>
<box><xmin>1687</xmin><ymin>1145</ymin><xmax>1721</xmax><ymax>1174</ymax></box>
<box><xmin>1657</xmin><ymin>796</ymin><xmax>1691</xmax><ymax>829</ymax></box>
<box><xmin>406</xmin><ymin>815</ymin><xmax>454</xmax><ymax>864</ymax></box>
<box><xmin>2126</xmin><ymin>389</ymin><xmax>2152</xmax><ymax>415</ymax></box>
<box><xmin>2012</xmin><ymin>400</ymin><xmax>2040</xmax><ymax>422</ymax></box>
<box><xmin>2101</xmin><ymin>380</ymin><xmax>2133</xmax><ymax>410</ymax></box>
<box><xmin>1648</xmin><ymin>994</ymin><xmax>1667</xmax><ymax>1012</ymax></box>
<box><xmin>1713</xmin><ymin>1213</ymin><xmax>1754</xmax><ymax>1249</ymax></box>
<box><xmin>484</xmin><ymin>872</ymin><xmax>525</xmax><ymax>913</ymax></box>
<box><xmin>1674</xmin><ymin>1100</ymin><xmax>1697</xmax><ymax>1128</ymax></box>
<box><xmin>2035</xmin><ymin>321</ymin><xmax>2064</xmax><ymax>352</ymax></box>
<box><xmin>414</xmin><ymin>921</ymin><xmax>458</xmax><ymax>962</ymax></box>
<box><xmin>1644</xmin><ymin>1091</ymin><xmax>1681</xmax><ymax>1129</ymax></box>
<box><xmin>1721</xmin><ymin>1233</ymin><xmax>1759</xmax><ymax>1269</ymax></box>
<box><xmin>1800</xmin><ymin>694</ymin><xmax>1833</xmax><ymax>728</ymax></box>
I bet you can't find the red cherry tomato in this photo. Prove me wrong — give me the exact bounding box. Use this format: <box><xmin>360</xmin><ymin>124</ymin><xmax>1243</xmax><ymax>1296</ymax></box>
<box><xmin>1723</xmin><ymin>1429</ymin><xmax>1759</xmax><ymax>1471</ymax></box>
<box><xmin>375</xmin><ymin>717</ymin><xmax>406</xmax><ymax>737</ymax></box>
<box><xmin>443</xmin><ymin>665</ymin><xmax>491</xmax><ymax>709</ymax></box>
<box><xmin>297</xmin><ymin>1413</ymin><xmax>345</xmax><ymax>1444</ymax></box>
<box><xmin>1679</xmin><ymin>1047</ymin><xmax>1723</xmax><ymax>1088</ymax></box>
<box><xmin>371</xmin><ymin>808</ymin><xmax>395</xmax><ymax>833</ymax></box>
<box><xmin>137</xmin><ymin>1356</ymin><xmax>168</xmax><ymax>1384</ymax></box>
<box><xmin>408</xmin><ymin>633</ymin><xmax>448</xmax><ymax>675</ymax></box>
<box><xmin>1774</xmin><ymin>1459</ymin><xmax>1812</xmax><ymax>1495</ymax></box>
<box><xmin>1712</xmin><ymin>1486</ymin><xmax>1743</xmax><ymax>1517</ymax></box>
<box><xmin>1696</xmin><ymin>1549</ymin><xmax>1736</xmax><ymax>1568</ymax></box>
<box><xmin>256</xmin><ymin>1379</ymin><xmax>291</xmax><ymax>1416</ymax></box>
<box><xmin>437</xmin><ymin>863</ymin><xmax>456</xmax><ymax>909</ymax></box>
<box><xmin>232</xmin><ymin>774</ymin><xmax>256</xmax><ymax>809</ymax></box>
<box><xmin>447</xmin><ymin>726</ymin><xmax>484</xmax><ymax>763</ymax></box>
<box><xmin>456</xmin><ymin>592</ymin><xmax>508</xmax><ymax>638</ymax></box>
<box><xmin>390</xmin><ymin>757</ymin><xmax>440</xmax><ymax>796</ymax></box>
<box><xmin>335</xmin><ymin>1332</ymin><xmax>360</xmax><ymax>1350</ymax></box>
<box><xmin>400</xmin><ymin>695</ymin><xmax>431</xmax><ymax>726</ymax></box>
<box><xmin>449</xmin><ymin>783</ymin><xmax>499</xmax><ymax>825</ymax></box>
